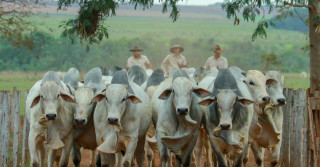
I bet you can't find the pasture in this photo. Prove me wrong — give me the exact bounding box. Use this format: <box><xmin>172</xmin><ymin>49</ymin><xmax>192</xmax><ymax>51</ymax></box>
<box><xmin>1</xmin><ymin>7</ymin><xmax>308</xmax><ymax>73</ymax></box>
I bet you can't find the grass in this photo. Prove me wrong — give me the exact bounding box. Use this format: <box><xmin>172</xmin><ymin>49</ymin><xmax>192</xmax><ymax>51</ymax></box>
<box><xmin>30</xmin><ymin>14</ymin><xmax>307</xmax><ymax>47</ymax></box>
<box><xmin>283</xmin><ymin>73</ymin><xmax>310</xmax><ymax>90</ymax></box>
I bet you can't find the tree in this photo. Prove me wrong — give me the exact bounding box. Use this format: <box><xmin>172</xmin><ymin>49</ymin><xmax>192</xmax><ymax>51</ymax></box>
<box><xmin>221</xmin><ymin>0</ymin><xmax>320</xmax><ymax>93</ymax></box>
<box><xmin>0</xmin><ymin>0</ymin><xmax>42</xmax><ymax>50</ymax></box>
<box><xmin>58</xmin><ymin>0</ymin><xmax>180</xmax><ymax>50</ymax></box>
<box><xmin>260</xmin><ymin>53</ymin><xmax>282</xmax><ymax>71</ymax></box>
<box><xmin>58</xmin><ymin>0</ymin><xmax>320</xmax><ymax>93</ymax></box>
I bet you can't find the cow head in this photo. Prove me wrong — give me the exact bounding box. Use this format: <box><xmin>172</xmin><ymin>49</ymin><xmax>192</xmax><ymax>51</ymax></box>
<box><xmin>30</xmin><ymin>81</ymin><xmax>75</xmax><ymax>121</ymax></box>
<box><xmin>198</xmin><ymin>89</ymin><xmax>252</xmax><ymax>132</ymax></box>
<box><xmin>265</xmin><ymin>71</ymin><xmax>286</xmax><ymax>106</ymax></box>
<box><xmin>242</xmin><ymin>70</ymin><xmax>271</xmax><ymax>106</ymax></box>
<box><xmin>158</xmin><ymin>77</ymin><xmax>211</xmax><ymax>124</ymax></box>
<box><xmin>73</xmin><ymin>87</ymin><xmax>97</xmax><ymax>126</ymax></box>
<box><xmin>92</xmin><ymin>84</ymin><xmax>141</xmax><ymax>127</ymax></box>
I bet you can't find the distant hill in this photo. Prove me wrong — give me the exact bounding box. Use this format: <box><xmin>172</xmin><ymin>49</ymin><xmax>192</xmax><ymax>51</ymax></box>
<box><xmin>42</xmin><ymin>2</ymin><xmax>227</xmax><ymax>19</ymax></box>
<box><xmin>271</xmin><ymin>9</ymin><xmax>309</xmax><ymax>33</ymax></box>
<box><xmin>209</xmin><ymin>3</ymin><xmax>223</xmax><ymax>6</ymax></box>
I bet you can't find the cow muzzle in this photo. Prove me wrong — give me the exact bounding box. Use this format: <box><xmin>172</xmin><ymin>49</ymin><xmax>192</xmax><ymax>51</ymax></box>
<box><xmin>46</xmin><ymin>113</ymin><xmax>56</xmax><ymax>120</ymax></box>
<box><xmin>277</xmin><ymin>98</ymin><xmax>286</xmax><ymax>105</ymax></box>
<box><xmin>262</xmin><ymin>96</ymin><xmax>271</xmax><ymax>104</ymax></box>
<box><xmin>177</xmin><ymin>108</ymin><xmax>188</xmax><ymax>115</ymax></box>
<box><xmin>75</xmin><ymin>119</ymin><xmax>86</xmax><ymax>126</ymax></box>
<box><xmin>107</xmin><ymin>117</ymin><xmax>119</xmax><ymax>125</ymax></box>
<box><xmin>220</xmin><ymin>123</ymin><xmax>231</xmax><ymax>130</ymax></box>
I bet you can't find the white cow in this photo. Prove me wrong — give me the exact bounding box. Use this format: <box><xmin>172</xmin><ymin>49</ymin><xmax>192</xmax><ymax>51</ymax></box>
<box><xmin>300</xmin><ymin>71</ymin><xmax>307</xmax><ymax>78</ymax></box>
<box><xmin>228</xmin><ymin>67</ymin><xmax>274</xmax><ymax>166</ymax></box>
<box><xmin>26</xmin><ymin>71</ymin><xmax>75</xmax><ymax>167</ymax></box>
<box><xmin>92</xmin><ymin>70</ymin><xmax>152</xmax><ymax>167</ymax></box>
<box><xmin>152</xmin><ymin>70</ymin><xmax>211</xmax><ymax>167</ymax></box>
<box><xmin>72</xmin><ymin>67</ymin><xmax>105</xmax><ymax>167</ymax></box>
<box><xmin>250</xmin><ymin>71</ymin><xmax>286</xmax><ymax>167</ymax></box>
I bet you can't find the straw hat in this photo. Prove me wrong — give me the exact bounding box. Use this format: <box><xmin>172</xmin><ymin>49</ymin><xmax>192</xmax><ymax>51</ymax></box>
<box><xmin>170</xmin><ymin>45</ymin><xmax>184</xmax><ymax>53</ymax></box>
<box><xmin>129</xmin><ymin>45</ymin><xmax>144</xmax><ymax>52</ymax></box>
<box><xmin>211</xmin><ymin>44</ymin><xmax>224</xmax><ymax>53</ymax></box>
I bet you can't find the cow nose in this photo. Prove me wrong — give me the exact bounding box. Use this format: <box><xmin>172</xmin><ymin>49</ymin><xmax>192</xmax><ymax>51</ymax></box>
<box><xmin>262</xmin><ymin>96</ymin><xmax>270</xmax><ymax>103</ymax></box>
<box><xmin>108</xmin><ymin>118</ymin><xmax>118</xmax><ymax>124</ymax></box>
<box><xmin>75</xmin><ymin>119</ymin><xmax>86</xmax><ymax>125</ymax></box>
<box><xmin>220</xmin><ymin>124</ymin><xmax>231</xmax><ymax>130</ymax></box>
<box><xmin>177</xmin><ymin>108</ymin><xmax>188</xmax><ymax>115</ymax></box>
<box><xmin>46</xmin><ymin>114</ymin><xmax>56</xmax><ymax>120</ymax></box>
<box><xmin>277</xmin><ymin>98</ymin><xmax>286</xmax><ymax>104</ymax></box>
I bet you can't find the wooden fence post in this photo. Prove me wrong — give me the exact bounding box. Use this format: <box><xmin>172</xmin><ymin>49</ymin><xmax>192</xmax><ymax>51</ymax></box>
<box><xmin>303</xmin><ymin>94</ymin><xmax>309</xmax><ymax>167</ymax></box>
<box><xmin>0</xmin><ymin>91</ymin><xmax>5</xmax><ymax>165</ymax></box>
<box><xmin>280</xmin><ymin>88</ymin><xmax>292</xmax><ymax>167</ymax></box>
<box><xmin>0</xmin><ymin>91</ymin><xmax>10</xmax><ymax>167</ymax></box>
<box><xmin>12</xmin><ymin>91</ymin><xmax>21</xmax><ymax>167</ymax></box>
<box><xmin>292</xmin><ymin>89</ymin><xmax>306</xmax><ymax>167</ymax></box>
<box><xmin>21</xmin><ymin>91</ymin><xmax>30</xmax><ymax>165</ymax></box>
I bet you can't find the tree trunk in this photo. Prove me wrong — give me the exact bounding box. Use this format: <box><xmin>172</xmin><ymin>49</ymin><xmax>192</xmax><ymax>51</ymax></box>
<box><xmin>309</xmin><ymin>1</ymin><xmax>320</xmax><ymax>94</ymax></box>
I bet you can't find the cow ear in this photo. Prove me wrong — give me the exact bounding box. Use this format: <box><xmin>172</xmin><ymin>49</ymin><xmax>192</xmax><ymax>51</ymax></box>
<box><xmin>237</xmin><ymin>98</ymin><xmax>253</xmax><ymax>106</ymax></box>
<box><xmin>158</xmin><ymin>89</ymin><xmax>172</xmax><ymax>100</ymax></box>
<box><xmin>60</xmin><ymin>94</ymin><xmax>76</xmax><ymax>103</ymax></box>
<box><xmin>30</xmin><ymin>95</ymin><xmax>41</xmax><ymax>108</ymax></box>
<box><xmin>198</xmin><ymin>97</ymin><xmax>216</xmax><ymax>106</ymax></box>
<box><xmin>92</xmin><ymin>94</ymin><xmax>106</xmax><ymax>103</ymax></box>
<box><xmin>127</xmin><ymin>95</ymin><xmax>142</xmax><ymax>104</ymax></box>
<box><xmin>192</xmin><ymin>88</ymin><xmax>211</xmax><ymax>98</ymax></box>
<box><xmin>266</xmin><ymin>79</ymin><xmax>278</xmax><ymax>85</ymax></box>
<box><xmin>241</xmin><ymin>72</ymin><xmax>247</xmax><ymax>77</ymax></box>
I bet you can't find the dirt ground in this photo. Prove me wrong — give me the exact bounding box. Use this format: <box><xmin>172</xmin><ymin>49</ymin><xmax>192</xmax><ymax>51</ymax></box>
<box><xmin>67</xmin><ymin>149</ymin><xmax>272</xmax><ymax>167</ymax></box>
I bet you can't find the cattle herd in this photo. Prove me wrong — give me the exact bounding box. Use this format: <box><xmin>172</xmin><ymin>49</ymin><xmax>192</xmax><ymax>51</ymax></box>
<box><xmin>26</xmin><ymin>65</ymin><xmax>286</xmax><ymax>167</ymax></box>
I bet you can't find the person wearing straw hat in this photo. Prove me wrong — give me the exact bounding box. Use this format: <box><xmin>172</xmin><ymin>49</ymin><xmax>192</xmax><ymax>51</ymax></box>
<box><xmin>204</xmin><ymin>44</ymin><xmax>228</xmax><ymax>70</ymax></box>
<box><xmin>161</xmin><ymin>44</ymin><xmax>187</xmax><ymax>75</ymax></box>
<box><xmin>127</xmin><ymin>45</ymin><xmax>153</xmax><ymax>70</ymax></box>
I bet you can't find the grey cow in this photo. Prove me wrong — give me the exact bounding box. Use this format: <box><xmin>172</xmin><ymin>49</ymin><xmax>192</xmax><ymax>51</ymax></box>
<box><xmin>72</xmin><ymin>67</ymin><xmax>105</xmax><ymax>167</ymax></box>
<box><xmin>198</xmin><ymin>69</ymin><xmax>254</xmax><ymax>167</ymax></box>
<box><xmin>26</xmin><ymin>71</ymin><xmax>75</xmax><ymax>167</ymax></box>
<box><xmin>92</xmin><ymin>70</ymin><xmax>152</xmax><ymax>167</ymax></box>
<box><xmin>152</xmin><ymin>70</ymin><xmax>211</xmax><ymax>167</ymax></box>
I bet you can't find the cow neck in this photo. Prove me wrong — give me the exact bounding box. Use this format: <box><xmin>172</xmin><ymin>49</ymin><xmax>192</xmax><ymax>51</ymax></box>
<box><xmin>258</xmin><ymin>104</ymin><xmax>282</xmax><ymax>136</ymax></box>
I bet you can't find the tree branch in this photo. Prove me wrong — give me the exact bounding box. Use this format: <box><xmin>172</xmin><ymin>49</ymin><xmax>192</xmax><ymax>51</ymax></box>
<box><xmin>283</xmin><ymin>1</ymin><xmax>311</xmax><ymax>8</ymax></box>
<box><xmin>293</xmin><ymin>6</ymin><xmax>309</xmax><ymax>27</ymax></box>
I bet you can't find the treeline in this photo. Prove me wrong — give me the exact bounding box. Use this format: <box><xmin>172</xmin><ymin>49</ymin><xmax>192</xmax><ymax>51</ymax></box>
<box><xmin>271</xmin><ymin>8</ymin><xmax>308</xmax><ymax>33</ymax></box>
<box><xmin>0</xmin><ymin>31</ymin><xmax>309</xmax><ymax>73</ymax></box>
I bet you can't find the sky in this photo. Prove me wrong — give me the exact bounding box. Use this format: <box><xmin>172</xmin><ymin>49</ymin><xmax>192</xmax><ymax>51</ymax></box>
<box><xmin>154</xmin><ymin>0</ymin><xmax>223</xmax><ymax>6</ymax></box>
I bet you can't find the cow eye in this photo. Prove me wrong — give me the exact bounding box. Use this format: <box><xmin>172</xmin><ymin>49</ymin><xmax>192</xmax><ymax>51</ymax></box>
<box><xmin>40</xmin><ymin>95</ymin><xmax>44</xmax><ymax>99</ymax></box>
<box><xmin>249</xmin><ymin>81</ymin><xmax>255</xmax><ymax>86</ymax></box>
<box><xmin>121</xmin><ymin>98</ymin><xmax>126</xmax><ymax>103</ymax></box>
<box><xmin>57</xmin><ymin>94</ymin><xmax>60</xmax><ymax>98</ymax></box>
